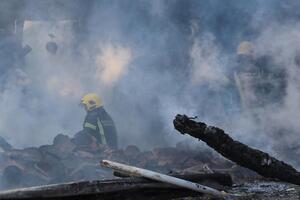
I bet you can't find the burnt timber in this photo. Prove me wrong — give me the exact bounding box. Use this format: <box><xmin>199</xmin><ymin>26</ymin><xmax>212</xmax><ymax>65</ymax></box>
<box><xmin>173</xmin><ymin>114</ymin><xmax>300</xmax><ymax>186</ymax></box>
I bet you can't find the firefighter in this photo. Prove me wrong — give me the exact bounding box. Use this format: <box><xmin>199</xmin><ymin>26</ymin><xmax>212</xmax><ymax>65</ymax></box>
<box><xmin>236</xmin><ymin>41</ymin><xmax>257</xmax><ymax>73</ymax></box>
<box><xmin>235</xmin><ymin>41</ymin><xmax>286</xmax><ymax>109</ymax></box>
<box><xmin>80</xmin><ymin>93</ymin><xmax>118</xmax><ymax>149</ymax></box>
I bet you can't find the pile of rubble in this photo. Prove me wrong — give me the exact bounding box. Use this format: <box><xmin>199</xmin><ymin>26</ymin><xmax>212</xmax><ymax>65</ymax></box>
<box><xmin>1</xmin><ymin>115</ymin><xmax>300</xmax><ymax>199</ymax></box>
<box><xmin>0</xmin><ymin>131</ymin><xmax>235</xmax><ymax>190</ymax></box>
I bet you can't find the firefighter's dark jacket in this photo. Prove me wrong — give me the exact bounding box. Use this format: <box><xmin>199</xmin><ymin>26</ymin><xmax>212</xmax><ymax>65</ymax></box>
<box><xmin>83</xmin><ymin>107</ymin><xmax>118</xmax><ymax>148</ymax></box>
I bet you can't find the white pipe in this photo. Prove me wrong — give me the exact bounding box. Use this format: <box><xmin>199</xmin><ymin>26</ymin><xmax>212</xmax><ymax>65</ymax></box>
<box><xmin>100</xmin><ymin>160</ymin><xmax>229</xmax><ymax>198</ymax></box>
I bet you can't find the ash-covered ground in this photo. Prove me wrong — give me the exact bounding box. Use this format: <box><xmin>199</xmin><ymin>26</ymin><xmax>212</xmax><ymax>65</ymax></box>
<box><xmin>178</xmin><ymin>181</ymin><xmax>300</xmax><ymax>200</ymax></box>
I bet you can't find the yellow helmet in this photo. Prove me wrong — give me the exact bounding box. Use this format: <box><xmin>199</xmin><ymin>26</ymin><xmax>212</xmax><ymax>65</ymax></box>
<box><xmin>237</xmin><ymin>41</ymin><xmax>254</xmax><ymax>56</ymax></box>
<box><xmin>81</xmin><ymin>93</ymin><xmax>103</xmax><ymax>111</ymax></box>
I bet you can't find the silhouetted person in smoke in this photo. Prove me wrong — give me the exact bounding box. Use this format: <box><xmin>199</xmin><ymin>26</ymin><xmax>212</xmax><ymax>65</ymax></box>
<box><xmin>234</xmin><ymin>41</ymin><xmax>287</xmax><ymax>109</ymax></box>
<box><xmin>235</xmin><ymin>41</ymin><xmax>258</xmax><ymax>73</ymax></box>
<box><xmin>79</xmin><ymin>93</ymin><xmax>118</xmax><ymax>149</ymax></box>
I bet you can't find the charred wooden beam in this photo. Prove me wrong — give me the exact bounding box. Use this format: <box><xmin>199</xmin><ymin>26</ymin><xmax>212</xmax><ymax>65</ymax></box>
<box><xmin>0</xmin><ymin>179</ymin><xmax>194</xmax><ymax>200</ymax></box>
<box><xmin>0</xmin><ymin>171</ymin><xmax>232</xmax><ymax>200</ymax></box>
<box><xmin>173</xmin><ymin>114</ymin><xmax>300</xmax><ymax>186</ymax></box>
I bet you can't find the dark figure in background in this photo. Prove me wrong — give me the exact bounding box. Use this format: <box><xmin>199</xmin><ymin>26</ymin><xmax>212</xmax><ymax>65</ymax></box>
<box><xmin>234</xmin><ymin>41</ymin><xmax>287</xmax><ymax>110</ymax></box>
<box><xmin>80</xmin><ymin>93</ymin><xmax>118</xmax><ymax>149</ymax></box>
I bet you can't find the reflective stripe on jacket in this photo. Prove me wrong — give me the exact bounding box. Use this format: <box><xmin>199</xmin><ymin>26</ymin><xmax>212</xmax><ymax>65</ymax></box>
<box><xmin>83</xmin><ymin>107</ymin><xmax>118</xmax><ymax>148</ymax></box>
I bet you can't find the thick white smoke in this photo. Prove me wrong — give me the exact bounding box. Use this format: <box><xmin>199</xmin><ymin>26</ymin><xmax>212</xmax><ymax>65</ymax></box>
<box><xmin>95</xmin><ymin>42</ymin><xmax>133</xmax><ymax>87</ymax></box>
<box><xmin>0</xmin><ymin>1</ymin><xmax>300</xmax><ymax>164</ymax></box>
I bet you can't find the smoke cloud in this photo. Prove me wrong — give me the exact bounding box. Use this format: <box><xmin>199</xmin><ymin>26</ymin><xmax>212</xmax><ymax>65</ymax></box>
<box><xmin>0</xmin><ymin>0</ymin><xmax>300</xmax><ymax>168</ymax></box>
<box><xmin>95</xmin><ymin>43</ymin><xmax>133</xmax><ymax>87</ymax></box>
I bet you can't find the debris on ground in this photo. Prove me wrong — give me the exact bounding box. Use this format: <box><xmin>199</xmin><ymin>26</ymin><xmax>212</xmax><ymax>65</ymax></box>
<box><xmin>0</xmin><ymin>132</ymin><xmax>239</xmax><ymax>190</ymax></box>
<box><xmin>1</xmin><ymin>115</ymin><xmax>300</xmax><ymax>199</ymax></box>
<box><xmin>101</xmin><ymin>160</ymin><xmax>230</xmax><ymax>198</ymax></box>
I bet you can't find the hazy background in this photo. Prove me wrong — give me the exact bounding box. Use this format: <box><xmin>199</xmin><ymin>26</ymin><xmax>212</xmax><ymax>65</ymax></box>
<box><xmin>0</xmin><ymin>0</ymin><xmax>300</xmax><ymax>167</ymax></box>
